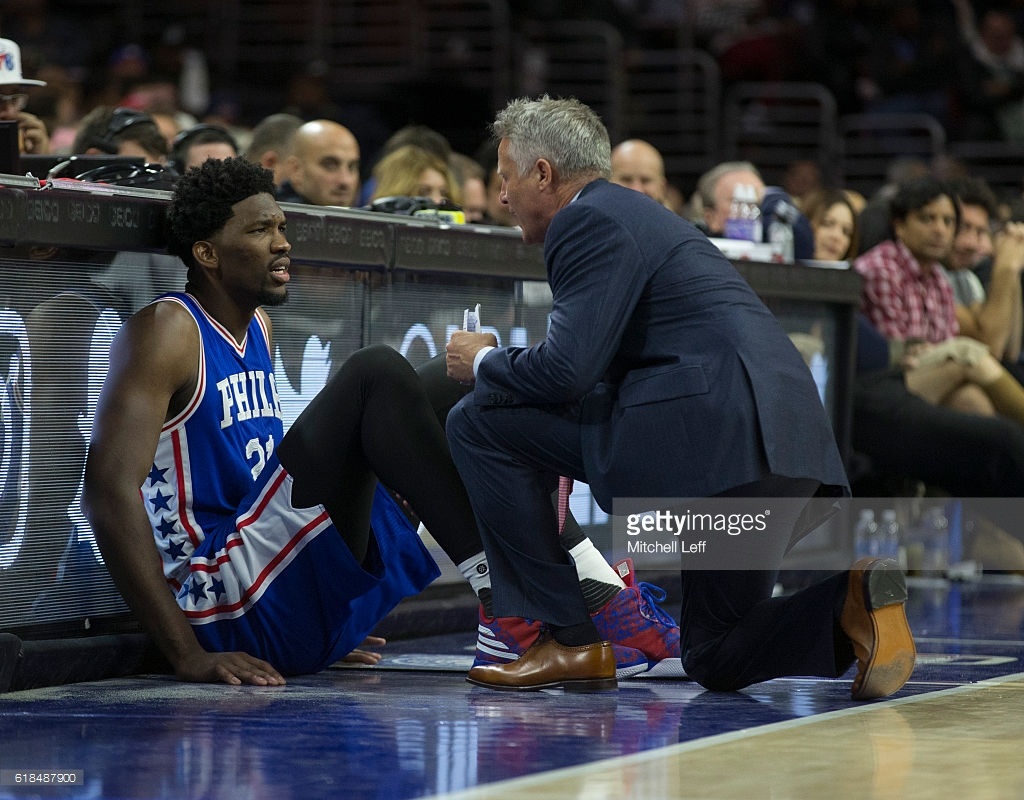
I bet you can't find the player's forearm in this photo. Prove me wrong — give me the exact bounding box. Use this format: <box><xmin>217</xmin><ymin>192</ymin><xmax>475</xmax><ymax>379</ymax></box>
<box><xmin>978</xmin><ymin>267</ymin><xmax>1021</xmax><ymax>358</ymax></box>
<box><xmin>83</xmin><ymin>490</ymin><xmax>206</xmax><ymax>668</ymax></box>
<box><xmin>1008</xmin><ymin>293</ymin><xmax>1023</xmax><ymax>362</ymax></box>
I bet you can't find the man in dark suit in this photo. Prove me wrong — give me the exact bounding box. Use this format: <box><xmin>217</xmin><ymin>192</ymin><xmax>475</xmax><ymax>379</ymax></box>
<box><xmin>445</xmin><ymin>95</ymin><xmax>916</xmax><ymax>699</ymax></box>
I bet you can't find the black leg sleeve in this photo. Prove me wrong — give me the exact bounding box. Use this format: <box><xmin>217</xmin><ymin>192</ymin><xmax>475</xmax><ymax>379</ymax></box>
<box><xmin>278</xmin><ymin>345</ymin><xmax>482</xmax><ymax>565</ymax></box>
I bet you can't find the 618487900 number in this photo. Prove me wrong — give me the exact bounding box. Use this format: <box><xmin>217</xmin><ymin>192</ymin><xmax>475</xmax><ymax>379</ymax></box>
<box><xmin>1</xmin><ymin>770</ymin><xmax>83</xmax><ymax>785</ymax></box>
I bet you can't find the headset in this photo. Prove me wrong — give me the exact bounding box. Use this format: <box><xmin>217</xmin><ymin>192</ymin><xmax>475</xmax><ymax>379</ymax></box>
<box><xmin>90</xmin><ymin>107</ymin><xmax>158</xmax><ymax>155</ymax></box>
<box><xmin>72</xmin><ymin>161</ymin><xmax>179</xmax><ymax>190</ymax></box>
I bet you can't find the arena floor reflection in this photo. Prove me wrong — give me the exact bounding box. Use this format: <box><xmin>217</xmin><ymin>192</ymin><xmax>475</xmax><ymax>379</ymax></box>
<box><xmin>1</xmin><ymin>575</ymin><xmax>1023</xmax><ymax>799</ymax></box>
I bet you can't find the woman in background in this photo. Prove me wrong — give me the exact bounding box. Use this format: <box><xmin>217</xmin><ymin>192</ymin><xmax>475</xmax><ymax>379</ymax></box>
<box><xmin>804</xmin><ymin>188</ymin><xmax>861</xmax><ymax>262</ymax></box>
<box><xmin>371</xmin><ymin>144</ymin><xmax>461</xmax><ymax>207</ymax></box>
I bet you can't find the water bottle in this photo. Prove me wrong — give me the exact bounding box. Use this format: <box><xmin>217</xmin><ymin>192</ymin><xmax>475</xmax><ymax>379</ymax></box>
<box><xmin>723</xmin><ymin>184</ymin><xmax>748</xmax><ymax>240</ymax></box>
<box><xmin>945</xmin><ymin>499</ymin><xmax>963</xmax><ymax>566</ymax></box>
<box><xmin>768</xmin><ymin>199</ymin><xmax>799</xmax><ymax>263</ymax></box>
<box><xmin>853</xmin><ymin>509</ymin><xmax>879</xmax><ymax>560</ymax></box>
<box><xmin>921</xmin><ymin>506</ymin><xmax>949</xmax><ymax>575</ymax></box>
<box><xmin>879</xmin><ymin>509</ymin><xmax>901</xmax><ymax>561</ymax></box>
<box><xmin>724</xmin><ymin>183</ymin><xmax>762</xmax><ymax>242</ymax></box>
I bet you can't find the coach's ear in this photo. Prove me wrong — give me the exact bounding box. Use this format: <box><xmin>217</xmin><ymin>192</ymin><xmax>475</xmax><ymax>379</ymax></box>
<box><xmin>535</xmin><ymin>157</ymin><xmax>554</xmax><ymax>191</ymax></box>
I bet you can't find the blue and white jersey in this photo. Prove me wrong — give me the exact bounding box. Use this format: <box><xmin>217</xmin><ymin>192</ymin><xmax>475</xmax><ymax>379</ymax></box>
<box><xmin>143</xmin><ymin>292</ymin><xmax>283</xmax><ymax>589</ymax></box>
<box><xmin>136</xmin><ymin>292</ymin><xmax>438</xmax><ymax>675</ymax></box>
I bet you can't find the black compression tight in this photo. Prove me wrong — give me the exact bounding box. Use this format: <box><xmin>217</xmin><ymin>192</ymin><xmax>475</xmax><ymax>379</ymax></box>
<box><xmin>277</xmin><ymin>344</ymin><xmax>481</xmax><ymax>565</ymax></box>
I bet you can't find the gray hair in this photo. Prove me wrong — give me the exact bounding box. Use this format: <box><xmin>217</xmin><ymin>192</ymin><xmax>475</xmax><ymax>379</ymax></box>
<box><xmin>696</xmin><ymin>160</ymin><xmax>762</xmax><ymax>210</ymax></box>
<box><xmin>490</xmin><ymin>95</ymin><xmax>612</xmax><ymax>180</ymax></box>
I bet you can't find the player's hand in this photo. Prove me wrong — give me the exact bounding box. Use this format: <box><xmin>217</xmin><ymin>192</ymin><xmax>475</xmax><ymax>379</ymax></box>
<box><xmin>17</xmin><ymin>112</ymin><xmax>49</xmax><ymax>154</ymax></box>
<box><xmin>174</xmin><ymin>650</ymin><xmax>286</xmax><ymax>686</ymax></box>
<box><xmin>446</xmin><ymin>330</ymin><xmax>497</xmax><ymax>383</ymax></box>
<box><xmin>339</xmin><ymin>635</ymin><xmax>387</xmax><ymax>665</ymax></box>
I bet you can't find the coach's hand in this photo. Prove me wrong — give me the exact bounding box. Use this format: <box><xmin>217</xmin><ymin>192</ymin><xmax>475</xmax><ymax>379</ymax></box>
<box><xmin>446</xmin><ymin>330</ymin><xmax>497</xmax><ymax>383</ymax></box>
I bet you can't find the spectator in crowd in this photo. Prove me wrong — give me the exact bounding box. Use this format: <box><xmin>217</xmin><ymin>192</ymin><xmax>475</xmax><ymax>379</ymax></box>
<box><xmin>854</xmin><ymin>175</ymin><xmax>1024</xmax><ymax>426</ymax></box>
<box><xmin>695</xmin><ymin>160</ymin><xmax>815</xmax><ymax>259</ymax></box>
<box><xmin>941</xmin><ymin>176</ymin><xmax>1024</xmax><ymax>368</ymax></box>
<box><xmin>70</xmin><ymin>105</ymin><xmax>169</xmax><ymax>163</ymax></box>
<box><xmin>379</xmin><ymin>124</ymin><xmax>451</xmax><ymax>163</ymax></box>
<box><xmin>781</xmin><ymin>157</ymin><xmax>824</xmax><ymax>211</ymax></box>
<box><xmin>370</xmin><ymin>144</ymin><xmax>460</xmax><ymax>207</ymax></box>
<box><xmin>476</xmin><ymin>142</ymin><xmax>515</xmax><ymax>227</ymax></box>
<box><xmin>277</xmin><ymin>119</ymin><xmax>360</xmax><ymax>207</ymax></box>
<box><xmin>610</xmin><ymin>139</ymin><xmax>669</xmax><ymax>207</ymax></box>
<box><xmin>449</xmin><ymin>152</ymin><xmax>489</xmax><ymax>223</ymax></box>
<box><xmin>853</xmin><ymin>312</ymin><xmax>1024</xmax><ymax>497</ymax></box>
<box><xmin>803</xmin><ymin>188</ymin><xmax>860</xmax><ymax>262</ymax></box>
<box><xmin>0</xmin><ymin>36</ymin><xmax>50</xmax><ymax>154</ymax></box>
<box><xmin>169</xmin><ymin>123</ymin><xmax>239</xmax><ymax>174</ymax></box>
<box><xmin>856</xmin><ymin>156</ymin><xmax>933</xmax><ymax>254</ymax></box>
<box><xmin>803</xmin><ymin>183</ymin><xmax>1024</xmax><ymax>498</ymax></box>
<box><xmin>951</xmin><ymin>0</ymin><xmax>1024</xmax><ymax>142</ymax></box>
<box><xmin>359</xmin><ymin>123</ymin><xmax>452</xmax><ymax>205</ymax></box>
<box><xmin>244</xmin><ymin>112</ymin><xmax>303</xmax><ymax>189</ymax></box>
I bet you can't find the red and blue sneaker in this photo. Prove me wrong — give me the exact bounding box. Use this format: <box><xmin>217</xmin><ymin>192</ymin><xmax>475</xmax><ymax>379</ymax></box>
<box><xmin>473</xmin><ymin>609</ymin><xmax>542</xmax><ymax>668</ymax></box>
<box><xmin>474</xmin><ymin>605</ymin><xmax>649</xmax><ymax>678</ymax></box>
<box><xmin>592</xmin><ymin>559</ymin><xmax>680</xmax><ymax>666</ymax></box>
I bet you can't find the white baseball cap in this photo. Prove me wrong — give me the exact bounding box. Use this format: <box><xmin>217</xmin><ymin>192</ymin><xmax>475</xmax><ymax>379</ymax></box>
<box><xmin>0</xmin><ymin>38</ymin><xmax>47</xmax><ymax>87</ymax></box>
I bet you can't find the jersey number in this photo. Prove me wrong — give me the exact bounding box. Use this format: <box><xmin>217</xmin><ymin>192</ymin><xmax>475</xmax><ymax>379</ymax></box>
<box><xmin>245</xmin><ymin>434</ymin><xmax>275</xmax><ymax>480</ymax></box>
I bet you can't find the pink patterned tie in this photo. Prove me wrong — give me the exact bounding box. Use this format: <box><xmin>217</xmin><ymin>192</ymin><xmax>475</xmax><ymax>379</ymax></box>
<box><xmin>556</xmin><ymin>475</ymin><xmax>574</xmax><ymax>534</ymax></box>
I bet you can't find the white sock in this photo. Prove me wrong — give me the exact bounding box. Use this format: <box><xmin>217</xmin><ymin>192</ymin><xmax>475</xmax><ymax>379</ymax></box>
<box><xmin>458</xmin><ymin>551</ymin><xmax>491</xmax><ymax>596</ymax></box>
<box><xmin>568</xmin><ymin>539</ymin><xmax>625</xmax><ymax>588</ymax></box>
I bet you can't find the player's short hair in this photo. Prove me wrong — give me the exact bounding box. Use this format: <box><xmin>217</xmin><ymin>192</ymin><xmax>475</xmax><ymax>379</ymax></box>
<box><xmin>165</xmin><ymin>156</ymin><xmax>275</xmax><ymax>268</ymax></box>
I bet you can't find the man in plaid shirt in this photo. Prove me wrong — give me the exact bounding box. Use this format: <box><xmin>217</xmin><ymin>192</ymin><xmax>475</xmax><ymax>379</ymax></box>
<box><xmin>854</xmin><ymin>175</ymin><xmax>1024</xmax><ymax>424</ymax></box>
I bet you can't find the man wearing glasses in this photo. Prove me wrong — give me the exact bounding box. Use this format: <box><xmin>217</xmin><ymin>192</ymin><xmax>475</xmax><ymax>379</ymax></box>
<box><xmin>0</xmin><ymin>37</ymin><xmax>49</xmax><ymax>154</ymax></box>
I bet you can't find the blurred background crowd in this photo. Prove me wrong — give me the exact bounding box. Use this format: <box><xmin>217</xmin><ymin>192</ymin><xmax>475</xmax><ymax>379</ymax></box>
<box><xmin>7</xmin><ymin>0</ymin><xmax>1024</xmax><ymax>201</ymax></box>
<box><xmin>8</xmin><ymin>0</ymin><xmax>1024</xmax><ymax>536</ymax></box>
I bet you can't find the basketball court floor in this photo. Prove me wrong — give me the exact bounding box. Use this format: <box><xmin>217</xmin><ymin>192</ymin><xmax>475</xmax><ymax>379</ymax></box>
<box><xmin>2</xmin><ymin>575</ymin><xmax>1023</xmax><ymax>799</ymax></box>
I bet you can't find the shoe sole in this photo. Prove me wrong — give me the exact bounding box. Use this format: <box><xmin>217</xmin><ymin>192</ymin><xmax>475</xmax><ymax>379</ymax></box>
<box><xmin>617</xmin><ymin>663</ymin><xmax>649</xmax><ymax>679</ymax></box>
<box><xmin>466</xmin><ymin>675</ymin><xmax>618</xmax><ymax>692</ymax></box>
<box><xmin>851</xmin><ymin>559</ymin><xmax>916</xmax><ymax>701</ymax></box>
<box><xmin>474</xmin><ymin>660</ymin><xmax>645</xmax><ymax>679</ymax></box>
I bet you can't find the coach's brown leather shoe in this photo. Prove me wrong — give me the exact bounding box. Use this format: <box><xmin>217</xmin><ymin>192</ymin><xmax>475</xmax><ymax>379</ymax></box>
<box><xmin>841</xmin><ymin>557</ymin><xmax>916</xmax><ymax>701</ymax></box>
<box><xmin>466</xmin><ymin>631</ymin><xmax>617</xmax><ymax>692</ymax></box>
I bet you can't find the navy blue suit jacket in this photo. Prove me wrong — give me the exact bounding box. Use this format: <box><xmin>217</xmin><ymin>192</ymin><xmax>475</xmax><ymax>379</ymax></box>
<box><xmin>473</xmin><ymin>180</ymin><xmax>848</xmax><ymax>509</ymax></box>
